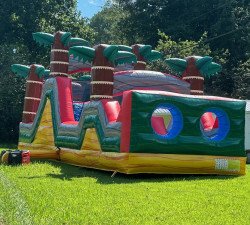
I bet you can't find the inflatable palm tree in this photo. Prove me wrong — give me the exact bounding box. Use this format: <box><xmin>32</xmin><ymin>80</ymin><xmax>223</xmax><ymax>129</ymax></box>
<box><xmin>32</xmin><ymin>31</ymin><xmax>90</xmax><ymax>77</ymax></box>
<box><xmin>165</xmin><ymin>56</ymin><xmax>222</xmax><ymax>95</ymax></box>
<box><xmin>11</xmin><ymin>64</ymin><xmax>49</xmax><ymax>123</ymax></box>
<box><xmin>118</xmin><ymin>44</ymin><xmax>162</xmax><ymax>70</ymax></box>
<box><xmin>70</xmin><ymin>44</ymin><xmax>137</xmax><ymax>100</ymax></box>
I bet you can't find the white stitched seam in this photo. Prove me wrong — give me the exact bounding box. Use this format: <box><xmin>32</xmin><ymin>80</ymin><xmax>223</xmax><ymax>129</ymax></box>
<box><xmin>90</xmin><ymin>95</ymin><xmax>113</xmax><ymax>99</ymax></box>
<box><xmin>26</xmin><ymin>80</ymin><xmax>43</xmax><ymax>85</ymax></box>
<box><xmin>51</xmin><ymin>49</ymin><xmax>69</xmax><ymax>53</ymax></box>
<box><xmin>25</xmin><ymin>97</ymin><xmax>41</xmax><ymax>101</ymax></box>
<box><xmin>50</xmin><ymin>72</ymin><xmax>68</xmax><ymax>76</ymax></box>
<box><xmin>50</xmin><ymin>61</ymin><xmax>69</xmax><ymax>65</ymax></box>
<box><xmin>91</xmin><ymin>81</ymin><xmax>114</xmax><ymax>85</ymax></box>
<box><xmin>183</xmin><ymin>76</ymin><xmax>204</xmax><ymax>80</ymax></box>
<box><xmin>23</xmin><ymin>111</ymin><xmax>36</xmax><ymax>115</ymax></box>
<box><xmin>92</xmin><ymin>66</ymin><xmax>114</xmax><ymax>71</ymax></box>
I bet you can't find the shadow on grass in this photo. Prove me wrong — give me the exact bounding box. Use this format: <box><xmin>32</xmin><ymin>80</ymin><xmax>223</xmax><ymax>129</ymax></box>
<box><xmin>25</xmin><ymin>159</ymin><xmax>238</xmax><ymax>185</ymax></box>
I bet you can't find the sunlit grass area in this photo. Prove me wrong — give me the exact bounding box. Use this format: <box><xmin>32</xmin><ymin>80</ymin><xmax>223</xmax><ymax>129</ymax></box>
<box><xmin>0</xmin><ymin>149</ymin><xmax>249</xmax><ymax>225</ymax></box>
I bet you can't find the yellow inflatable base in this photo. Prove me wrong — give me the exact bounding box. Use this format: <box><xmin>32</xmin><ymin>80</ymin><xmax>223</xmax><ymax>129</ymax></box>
<box><xmin>18</xmin><ymin>144</ymin><xmax>246</xmax><ymax>175</ymax></box>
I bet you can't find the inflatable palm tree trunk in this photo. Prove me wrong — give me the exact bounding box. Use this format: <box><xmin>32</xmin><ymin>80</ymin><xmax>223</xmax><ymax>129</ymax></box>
<box><xmin>11</xmin><ymin>64</ymin><xmax>48</xmax><ymax>123</ymax></box>
<box><xmin>91</xmin><ymin>45</ymin><xmax>116</xmax><ymax>100</ymax></box>
<box><xmin>132</xmin><ymin>44</ymin><xmax>147</xmax><ymax>70</ymax></box>
<box><xmin>183</xmin><ymin>57</ymin><xmax>205</xmax><ymax>95</ymax></box>
<box><xmin>50</xmin><ymin>32</ymin><xmax>70</xmax><ymax>76</ymax></box>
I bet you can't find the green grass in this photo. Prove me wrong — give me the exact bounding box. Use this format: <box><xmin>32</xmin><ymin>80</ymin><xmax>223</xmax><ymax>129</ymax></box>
<box><xmin>0</xmin><ymin>148</ymin><xmax>249</xmax><ymax>225</ymax></box>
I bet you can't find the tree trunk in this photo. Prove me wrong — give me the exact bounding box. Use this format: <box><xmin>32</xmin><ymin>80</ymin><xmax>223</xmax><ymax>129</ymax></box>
<box><xmin>22</xmin><ymin>65</ymin><xmax>44</xmax><ymax>123</ymax></box>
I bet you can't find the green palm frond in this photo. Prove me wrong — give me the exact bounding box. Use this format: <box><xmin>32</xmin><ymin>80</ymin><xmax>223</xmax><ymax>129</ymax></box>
<box><xmin>114</xmin><ymin>51</ymin><xmax>137</xmax><ymax>66</ymax></box>
<box><xmin>35</xmin><ymin>65</ymin><xmax>46</xmax><ymax>78</ymax></box>
<box><xmin>103</xmin><ymin>45</ymin><xmax>118</xmax><ymax>62</ymax></box>
<box><xmin>69</xmin><ymin>46</ymin><xmax>95</xmax><ymax>63</ymax></box>
<box><xmin>60</xmin><ymin>32</ymin><xmax>71</xmax><ymax>46</ymax></box>
<box><xmin>165</xmin><ymin>58</ymin><xmax>187</xmax><ymax>76</ymax></box>
<box><xmin>32</xmin><ymin>32</ymin><xmax>54</xmax><ymax>46</ymax></box>
<box><xmin>117</xmin><ymin>45</ymin><xmax>132</xmax><ymax>52</ymax></box>
<box><xmin>11</xmin><ymin>64</ymin><xmax>30</xmax><ymax>78</ymax></box>
<box><xmin>139</xmin><ymin>45</ymin><xmax>152</xmax><ymax>57</ymax></box>
<box><xmin>144</xmin><ymin>50</ymin><xmax>162</xmax><ymax>62</ymax></box>
<box><xmin>79</xmin><ymin>75</ymin><xmax>91</xmax><ymax>81</ymax></box>
<box><xmin>195</xmin><ymin>56</ymin><xmax>213</xmax><ymax>70</ymax></box>
<box><xmin>44</xmin><ymin>70</ymin><xmax>50</xmax><ymax>77</ymax></box>
<box><xmin>69</xmin><ymin>38</ymin><xmax>90</xmax><ymax>47</ymax></box>
<box><xmin>200</xmin><ymin>62</ymin><xmax>222</xmax><ymax>77</ymax></box>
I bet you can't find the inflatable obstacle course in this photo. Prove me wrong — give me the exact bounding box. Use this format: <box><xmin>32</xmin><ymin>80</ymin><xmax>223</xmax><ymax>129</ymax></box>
<box><xmin>12</xmin><ymin>31</ymin><xmax>247</xmax><ymax>175</ymax></box>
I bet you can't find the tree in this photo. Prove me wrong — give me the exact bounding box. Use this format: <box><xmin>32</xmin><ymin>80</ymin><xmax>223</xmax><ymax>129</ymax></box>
<box><xmin>90</xmin><ymin>2</ymin><xmax>128</xmax><ymax>45</ymax></box>
<box><xmin>0</xmin><ymin>0</ymin><xmax>95</xmax><ymax>64</ymax></box>
<box><xmin>0</xmin><ymin>44</ymin><xmax>28</xmax><ymax>143</ymax></box>
<box><xmin>233</xmin><ymin>59</ymin><xmax>250</xmax><ymax>99</ymax></box>
<box><xmin>149</xmin><ymin>31</ymin><xmax>212</xmax><ymax>73</ymax></box>
<box><xmin>115</xmin><ymin>1</ymin><xmax>249</xmax><ymax>47</ymax></box>
<box><xmin>114</xmin><ymin>0</ymin><xmax>249</xmax><ymax>72</ymax></box>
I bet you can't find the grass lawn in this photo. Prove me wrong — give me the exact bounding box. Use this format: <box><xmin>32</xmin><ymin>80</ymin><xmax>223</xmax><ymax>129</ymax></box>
<box><xmin>0</xmin><ymin>148</ymin><xmax>249</xmax><ymax>225</ymax></box>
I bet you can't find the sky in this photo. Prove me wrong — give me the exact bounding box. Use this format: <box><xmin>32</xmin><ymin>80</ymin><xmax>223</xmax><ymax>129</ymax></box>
<box><xmin>77</xmin><ymin>0</ymin><xmax>106</xmax><ymax>18</ymax></box>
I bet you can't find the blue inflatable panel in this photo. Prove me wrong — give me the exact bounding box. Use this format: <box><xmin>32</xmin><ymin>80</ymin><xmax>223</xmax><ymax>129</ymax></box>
<box><xmin>73</xmin><ymin>102</ymin><xmax>84</xmax><ymax>121</ymax></box>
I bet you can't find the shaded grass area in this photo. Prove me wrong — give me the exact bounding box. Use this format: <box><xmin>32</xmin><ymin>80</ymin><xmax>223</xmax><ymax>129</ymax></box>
<box><xmin>0</xmin><ymin>144</ymin><xmax>17</xmax><ymax>150</ymax></box>
<box><xmin>0</xmin><ymin>150</ymin><xmax>249</xmax><ymax>225</ymax></box>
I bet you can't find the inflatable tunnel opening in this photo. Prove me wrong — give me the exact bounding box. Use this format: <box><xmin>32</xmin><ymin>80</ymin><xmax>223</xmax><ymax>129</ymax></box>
<box><xmin>200</xmin><ymin>109</ymin><xmax>230</xmax><ymax>141</ymax></box>
<box><xmin>151</xmin><ymin>104</ymin><xmax>183</xmax><ymax>139</ymax></box>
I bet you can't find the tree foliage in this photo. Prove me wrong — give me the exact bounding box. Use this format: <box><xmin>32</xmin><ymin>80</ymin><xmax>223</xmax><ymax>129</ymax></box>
<box><xmin>233</xmin><ymin>59</ymin><xmax>250</xmax><ymax>99</ymax></box>
<box><xmin>114</xmin><ymin>0</ymin><xmax>249</xmax><ymax>60</ymax></box>
<box><xmin>0</xmin><ymin>0</ymin><xmax>95</xmax><ymax>65</ymax></box>
<box><xmin>0</xmin><ymin>45</ymin><xmax>28</xmax><ymax>143</ymax></box>
<box><xmin>90</xmin><ymin>2</ymin><xmax>128</xmax><ymax>45</ymax></box>
<box><xmin>148</xmin><ymin>32</ymin><xmax>212</xmax><ymax>73</ymax></box>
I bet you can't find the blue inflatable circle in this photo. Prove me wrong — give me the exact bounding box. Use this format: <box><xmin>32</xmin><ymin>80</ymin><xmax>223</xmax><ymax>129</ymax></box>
<box><xmin>200</xmin><ymin>108</ymin><xmax>230</xmax><ymax>142</ymax></box>
<box><xmin>151</xmin><ymin>104</ymin><xmax>183</xmax><ymax>139</ymax></box>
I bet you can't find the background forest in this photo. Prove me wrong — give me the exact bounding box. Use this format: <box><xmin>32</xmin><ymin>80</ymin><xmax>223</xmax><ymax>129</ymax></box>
<box><xmin>0</xmin><ymin>0</ymin><xmax>249</xmax><ymax>143</ymax></box>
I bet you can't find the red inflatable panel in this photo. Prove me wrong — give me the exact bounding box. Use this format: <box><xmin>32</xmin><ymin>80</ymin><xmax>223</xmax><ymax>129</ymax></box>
<box><xmin>201</xmin><ymin>112</ymin><xmax>218</xmax><ymax>131</ymax></box>
<box><xmin>120</xmin><ymin>91</ymin><xmax>133</xmax><ymax>153</ymax></box>
<box><xmin>56</xmin><ymin>77</ymin><xmax>76</xmax><ymax>124</ymax></box>
<box><xmin>62</xmin><ymin>121</ymin><xmax>78</xmax><ymax>125</ymax></box>
<box><xmin>101</xmin><ymin>100</ymin><xmax>120</xmax><ymax>123</ymax></box>
<box><xmin>151</xmin><ymin>116</ymin><xmax>167</xmax><ymax>135</ymax></box>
